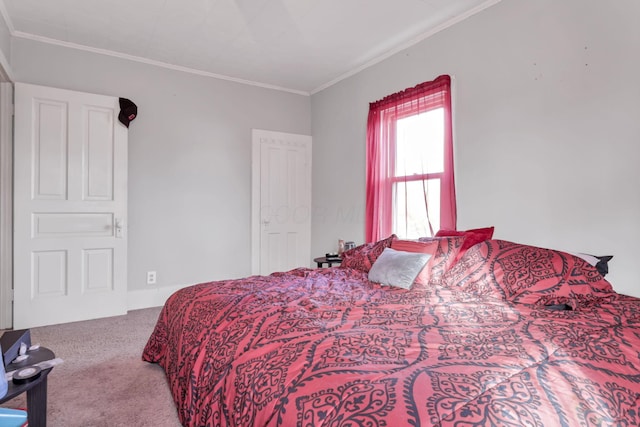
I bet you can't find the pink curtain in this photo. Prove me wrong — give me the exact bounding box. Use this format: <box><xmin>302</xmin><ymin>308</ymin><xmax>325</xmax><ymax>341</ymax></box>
<box><xmin>365</xmin><ymin>75</ymin><xmax>456</xmax><ymax>242</ymax></box>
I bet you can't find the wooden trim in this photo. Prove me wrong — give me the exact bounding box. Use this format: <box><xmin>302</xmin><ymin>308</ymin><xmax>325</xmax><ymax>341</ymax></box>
<box><xmin>0</xmin><ymin>81</ymin><xmax>13</xmax><ymax>329</ymax></box>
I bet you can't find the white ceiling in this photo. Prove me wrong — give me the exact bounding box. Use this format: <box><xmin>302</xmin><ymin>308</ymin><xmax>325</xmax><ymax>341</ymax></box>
<box><xmin>0</xmin><ymin>0</ymin><xmax>500</xmax><ymax>94</ymax></box>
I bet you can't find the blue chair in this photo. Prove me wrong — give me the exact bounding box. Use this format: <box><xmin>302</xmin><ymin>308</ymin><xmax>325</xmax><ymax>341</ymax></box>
<box><xmin>0</xmin><ymin>408</ymin><xmax>28</xmax><ymax>427</ymax></box>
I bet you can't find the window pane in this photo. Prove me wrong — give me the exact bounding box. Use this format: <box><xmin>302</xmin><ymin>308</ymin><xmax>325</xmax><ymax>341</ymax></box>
<box><xmin>395</xmin><ymin>108</ymin><xmax>444</xmax><ymax>177</ymax></box>
<box><xmin>393</xmin><ymin>179</ymin><xmax>441</xmax><ymax>239</ymax></box>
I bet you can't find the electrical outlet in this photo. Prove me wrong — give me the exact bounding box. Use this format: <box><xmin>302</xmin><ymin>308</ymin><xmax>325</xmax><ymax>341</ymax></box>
<box><xmin>146</xmin><ymin>271</ymin><xmax>157</xmax><ymax>285</ymax></box>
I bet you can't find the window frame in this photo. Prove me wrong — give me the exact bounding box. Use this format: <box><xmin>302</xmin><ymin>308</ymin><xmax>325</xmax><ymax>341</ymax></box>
<box><xmin>389</xmin><ymin>106</ymin><xmax>447</xmax><ymax>238</ymax></box>
<box><xmin>365</xmin><ymin>75</ymin><xmax>456</xmax><ymax>242</ymax></box>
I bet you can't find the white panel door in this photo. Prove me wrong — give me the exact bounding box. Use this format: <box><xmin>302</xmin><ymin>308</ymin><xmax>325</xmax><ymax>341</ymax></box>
<box><xmin>251</xmin><ymin>130</ymin><xmax>311</xmax><ymax>276</ymax></box>
<box><xmin>13</xmin><ymin>83</ymin><xmax>128</xmax><ymax>328</ymax></box>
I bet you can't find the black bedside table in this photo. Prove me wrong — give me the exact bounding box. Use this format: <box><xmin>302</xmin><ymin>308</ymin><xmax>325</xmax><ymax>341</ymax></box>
<box><xmin>0</xmin><ymin>347</ymin><xmax>56</xmax><ymax>427</ymax></box>
<box><xmin>313</xmin><ymin>256</ymin><xmax>342</xmax><ymax>267</ymax></box>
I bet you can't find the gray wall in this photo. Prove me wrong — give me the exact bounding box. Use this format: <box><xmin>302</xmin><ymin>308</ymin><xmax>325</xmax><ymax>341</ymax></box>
<box><xmin>11</xmin><ymin>38</ymin><xmax>311</xmax><ymax>292</ymax></box>
<box><xmin>9</xmin><ymin>0</ymin><xmax>640</xmax><ymax>300</ymax></box>
<box><xmin>311</xmin><ymin>0</ymin><xmax>640</xmax><ymax>297</ymax></box>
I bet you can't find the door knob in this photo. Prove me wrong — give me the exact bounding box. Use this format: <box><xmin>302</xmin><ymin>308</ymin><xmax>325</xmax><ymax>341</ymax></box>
<box><xmin>114</xmin><ymin>219</ymin><xmax>123</xmax><ymax>238</ymax></box>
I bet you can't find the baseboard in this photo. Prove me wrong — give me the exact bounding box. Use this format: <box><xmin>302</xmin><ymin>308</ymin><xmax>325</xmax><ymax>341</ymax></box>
<box><xmin>127</xmin><ymin>285</ymin><xmax>189</xmax><ymax>311</ymax></box>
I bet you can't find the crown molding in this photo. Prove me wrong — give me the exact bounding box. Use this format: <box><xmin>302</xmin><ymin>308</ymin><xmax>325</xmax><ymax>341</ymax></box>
<box><xmin>310</xmin><ymin>0</ymin><xmax>503</xmax><ymax>95</ymax></box>
<box><xmin>12</xmin><ymin>30</ymin><xmax>311</xmax><ymax>96</ymax></box>
<box><xmin>0</xmin><ymin>0</ymin><xmax>14</xmax><ymax>34</ymax></box>
<box><xmin>1</xmin><ymin>0</ymin><xmax>307</xmax><ymax>93</ymax></box>
<box><xmin>2</xmin><ymin>0</ymin><xmax>502</xmax><ymax>95</ymax></box>
<box><xmin>0</xmin><ymin>0</ymin><xmax>14</xmax><ymax>80</ymax></box>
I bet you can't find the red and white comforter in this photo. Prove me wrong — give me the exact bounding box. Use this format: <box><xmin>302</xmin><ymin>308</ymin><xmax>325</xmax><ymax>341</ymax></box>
<box><xmin>143</xmin><ymin>267</ymin><xmax>640</xmax><ymax>426</ymax></box>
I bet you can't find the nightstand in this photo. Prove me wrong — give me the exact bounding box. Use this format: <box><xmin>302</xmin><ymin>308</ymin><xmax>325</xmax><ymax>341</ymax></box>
<box><xmin>0</xmin><ymin>346</ymin><xmax>56</xmax><ymax>427</ymax></box>
<box><xmin>313</xmin><ymin>256</ymin><xmax>342</xmax><ymax>268</ymax></box>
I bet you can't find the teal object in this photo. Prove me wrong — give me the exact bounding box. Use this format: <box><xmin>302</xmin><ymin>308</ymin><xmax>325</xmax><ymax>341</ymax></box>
<box><xmin>0</xmin><ymin>408</ymin><xmax>28</xmax><ymax>427</ymax></box>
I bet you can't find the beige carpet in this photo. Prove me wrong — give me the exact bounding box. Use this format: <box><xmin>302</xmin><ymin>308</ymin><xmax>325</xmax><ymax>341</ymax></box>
<box><xmin>1</xmin><ymin>308</ymin><xmax>182</xmax><ymax>427</ymax></box>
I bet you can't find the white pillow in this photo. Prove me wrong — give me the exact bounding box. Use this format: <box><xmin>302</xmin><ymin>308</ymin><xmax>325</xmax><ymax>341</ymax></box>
<box><xmin>368</xmin><ymin>247</ymin><xmax>431</xmax><ymax>289</ymax></box>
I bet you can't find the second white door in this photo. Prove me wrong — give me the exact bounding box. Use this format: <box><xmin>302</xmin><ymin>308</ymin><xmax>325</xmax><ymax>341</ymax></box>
<box><xmin>252</xmin><ymin>129</ymin><xmax>311</xmax><ymax>275</ymax></box>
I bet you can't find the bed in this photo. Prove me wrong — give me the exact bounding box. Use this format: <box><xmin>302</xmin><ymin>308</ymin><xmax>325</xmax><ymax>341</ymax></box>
<box><xmin>143</xmin><ymin>235</ymin><xmax>640</xmax><ymax>426</ymax></box>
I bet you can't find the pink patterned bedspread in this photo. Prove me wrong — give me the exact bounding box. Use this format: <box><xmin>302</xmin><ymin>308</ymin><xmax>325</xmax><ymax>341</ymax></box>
<box><xmin>143</xmin><ymin>267</ymin><xmax>640</xmax><ymax>426</ymax></box>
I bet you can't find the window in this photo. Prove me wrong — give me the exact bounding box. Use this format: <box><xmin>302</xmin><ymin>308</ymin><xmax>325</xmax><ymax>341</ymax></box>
<box><xmin>366</xmin><ymin>75</ymin><xmax>456</xmax><ymax>242</ymax></box>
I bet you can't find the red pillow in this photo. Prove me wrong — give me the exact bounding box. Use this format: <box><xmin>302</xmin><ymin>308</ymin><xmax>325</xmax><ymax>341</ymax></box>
<box><xmin>391</xmin><ymin>239</ymin><xmax>438</xmax><ymax>254</ymax></box>
<box><xmin>442</xmin><ymin>239</ymin><xmax>615</xmax><ymax>308</ymax></box>
<box><xmin>341</xmin><ymin>235</ymin><xmax>396</xmax><ymax>273</ymax></box>
<box><xmin>436</xmin><ymin>226</ymin><xmax>494</xmax><ymax>262</ymax></box>
<box><xmin>415</xmin><ymin>236</ymin><xmax>466</xmax><ymax>285</ymax></box>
